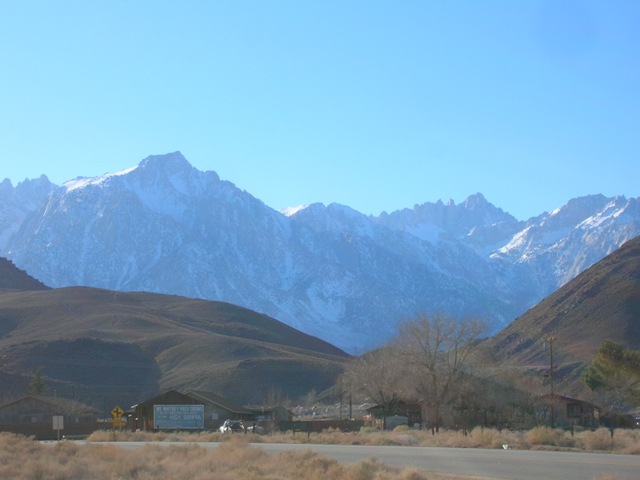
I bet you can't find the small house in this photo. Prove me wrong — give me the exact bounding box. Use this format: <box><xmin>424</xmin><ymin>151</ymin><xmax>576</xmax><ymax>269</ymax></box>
<box><xmin>544</xmin><ymin>393</ymin><xmax>600</xmax><ymax>428</ymax></box>
<box><xmin>0</xmin><ymin>394</ymin><xmax>101</xmax><ymax>439</ymax></box>
<box><xmin>0</xmin><ymin>394</ymin><xmax>98</xmax><ymax>423</ymax></box>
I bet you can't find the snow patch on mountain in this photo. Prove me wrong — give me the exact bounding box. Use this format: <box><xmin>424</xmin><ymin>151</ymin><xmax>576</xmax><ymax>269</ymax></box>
<box><xmin>281</xmin><ymin>205</ymin><xmax>308</xmax><ymax>217</ymax></box>
<box><xmin>63</xmin><ymin>166</ymin><xmax>137</xmax><ymax>192</ymax></box>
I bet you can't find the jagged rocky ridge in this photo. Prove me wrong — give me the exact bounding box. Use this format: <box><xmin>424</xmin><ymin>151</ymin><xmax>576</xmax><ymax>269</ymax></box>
<box><xmin>2</xmin><ymin>152</ymin><xmax>639</xmax><ymax>351</ymax></box>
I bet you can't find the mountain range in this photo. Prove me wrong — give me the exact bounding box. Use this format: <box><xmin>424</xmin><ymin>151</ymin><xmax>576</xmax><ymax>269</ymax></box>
<box><xmin>2</xmin><ymin>152</ymin><xmax>639</xmax><ymax>351</ymax></box>
<box><xmin>1</xmin><ymin>233</ymin><xmax>638</xmax><ymax>412</ymax></box>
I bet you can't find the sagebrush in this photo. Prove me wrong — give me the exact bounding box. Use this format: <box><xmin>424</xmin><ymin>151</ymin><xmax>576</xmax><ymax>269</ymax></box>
<box><xmin>0</xmin><ymin>433</ymin><xmax>441</xmax><ymax>480</ymax></box>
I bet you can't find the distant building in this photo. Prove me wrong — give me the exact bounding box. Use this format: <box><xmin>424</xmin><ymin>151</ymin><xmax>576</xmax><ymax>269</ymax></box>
<box><xmin>186</xmin><ymin>390</ymin><xmax>255</xmax><ymax>426</ymax></box>
<box><xmin>131</xmin><ymin>389</ymin><xmax>255</xmax><ymax>431</ymax></box>
<box><xmin>544</xmin><ymin>393</ymin><xmax>600</xmax><ymax>428</ymax></box>
<box><xmin>366</xmin><ymin>401</ymin><xmax>422</xmax><ymax>429</ymax></box>
<box><xmin>0</xmin><ymin>394</ymin><xmax>102</xmax><ymax>439</ymax></box>
<box><xmin>243</xmin><ymin>403</ymin><xmax>294</xmax><ymax>423</ymax></box>
<box><xmin>0</xmin><ymin>394</ymin><xmax>98</xmax><ymax>423</ymax></box>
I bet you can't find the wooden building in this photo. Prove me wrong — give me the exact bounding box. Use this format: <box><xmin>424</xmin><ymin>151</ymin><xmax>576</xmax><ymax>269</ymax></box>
<box><xmin>0</xmin><ymin>394</ymin><xmax>102</xmax><ymax>439</ymax></box>
<box><xmin>545</xmin><ymin>393</ymin><xmax>600</xmax><ymax>428</ymax></box>
<box><xmin>0</xmin><ymin>394</ymin><xmax>98</xmax><ymax>423</ymax></box>
<box><xmin>131</xmin><ymin>389</ymin><xmax>254</xmax><ymax>431</ymax></box>
<box><xmin>186</xmin><ymin>390</ymin><xmax>254</xmax><ymax>427</ymax></box>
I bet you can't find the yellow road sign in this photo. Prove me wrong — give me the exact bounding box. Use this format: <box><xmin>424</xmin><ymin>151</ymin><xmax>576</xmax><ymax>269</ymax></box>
<box><xmin>111</xmin><ymin>406</ymin><xmax>124</xmax><ymax>418</ymax></box>
<box><xmin>111</xmin><ymin>418</ymin><xmax>126</xmax><ymax>427</ymax></box>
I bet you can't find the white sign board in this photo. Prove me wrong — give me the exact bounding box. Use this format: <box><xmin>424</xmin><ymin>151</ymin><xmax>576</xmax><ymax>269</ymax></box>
<box><xmin>153</xmin><ymin>404</ymin><xmax>204</xmax><ymax>429</ymax></box>
<box><xmin>52</xmin><ymin>415</ymin><xmax>64</xmax><ymax>430</ymax></box>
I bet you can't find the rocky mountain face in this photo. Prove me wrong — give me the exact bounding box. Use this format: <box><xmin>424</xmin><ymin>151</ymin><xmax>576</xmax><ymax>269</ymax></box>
<box><xmin>2</xmin><ymin>152</ymin><xmax>639</xmax><ymax>351</ymax></box>
<box><xmin>0</xmin><ymin>175</ymin><xmax>55</xmax><ymax>248</ymax></box>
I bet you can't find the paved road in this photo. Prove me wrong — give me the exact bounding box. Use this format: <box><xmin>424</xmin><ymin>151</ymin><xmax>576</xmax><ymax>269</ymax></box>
<box><xmin>256</xmin><ymin>443</ymin><xmax>640</xmax><ymax>480</ymax></box>
<box><xmin>77</xmin><ymin>441</ymin><xmax>640</xmax><ymax>480</ymax></box>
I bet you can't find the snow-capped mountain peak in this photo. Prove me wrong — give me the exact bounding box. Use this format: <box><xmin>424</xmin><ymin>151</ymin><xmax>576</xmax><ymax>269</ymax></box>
<box><xmin>63</xmin><ymin>166</ymin><xmax>137</xmax><ymax>192</ymax></box>
<box><xmin>2</xmin><ymin>153</ymin><xmax>639</xmax><ymax>351</ymax></box>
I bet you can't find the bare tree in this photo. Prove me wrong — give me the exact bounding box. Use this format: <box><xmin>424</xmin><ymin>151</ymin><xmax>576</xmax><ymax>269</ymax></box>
<box><xmin>342</xmin><ymin>347</ymin><xmax>410</xmax><ymax>417</ymax></box>
<box><xmin>264</xmin><ymin>385</ymin><xmax>290</xmax><ymax>407</ymax></box>
<box><xmin>394</xmin><ymin>312</ymin><xmax>486</xmax><ymax>432</ymax></box>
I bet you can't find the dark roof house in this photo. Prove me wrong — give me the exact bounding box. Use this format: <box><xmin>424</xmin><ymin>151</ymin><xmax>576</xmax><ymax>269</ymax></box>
<box><xmin>0</xmin><ymin>394</ymin><xmax>102</xmax><ymax>439</ymax></box>
<box><xmin>543</xmin><ymin>393</ymin><xmax>600</xmax><ymax>428</ymax></box>
<box><xmin>0</xmin><ymin>395</ymin><xmax>98</xmax><ymax>423</ymax></box>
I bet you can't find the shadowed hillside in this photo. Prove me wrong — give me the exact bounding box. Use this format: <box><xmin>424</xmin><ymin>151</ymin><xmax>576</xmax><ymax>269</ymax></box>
<box><xmin>0</xmin><ymin>258</ymin><xmax>349</xmax><ymax>411</ymax></box>
<box><xmin>0</xmin><ymin>258</ymin><xmax>48</xmax><ymax>291</ymax></box>
<box><xmin>483</xmin><ymin>235</ymin><xmax>640</xmax><ymax>397</ymax></box>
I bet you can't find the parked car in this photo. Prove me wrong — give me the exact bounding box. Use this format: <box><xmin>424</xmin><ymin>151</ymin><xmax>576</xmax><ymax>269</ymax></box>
<box><xmin>219</xmin><ymin>420</ymin><xmax>244</xmax><ymax>433</ymax></box>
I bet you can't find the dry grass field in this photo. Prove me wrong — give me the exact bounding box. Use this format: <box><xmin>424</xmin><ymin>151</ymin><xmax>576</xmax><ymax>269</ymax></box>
<box><xmin>1</xmin><ymin>426</ymin><xmax>638</xmax><ymax>479</ymax></box>
<box><xmin>0</xmin><ymin>432</ymin><xmax>461</xmax><ymax>480</ymax></box>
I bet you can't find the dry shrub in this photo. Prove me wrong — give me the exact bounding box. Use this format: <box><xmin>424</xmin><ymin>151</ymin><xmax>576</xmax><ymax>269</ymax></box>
<box><xmin>468</xmin><ymin>426</ymin><xmax>501</xmax><ymax>448</ymax></box>
<box><xmin>391</xmin><ymin>433</ymin><xmax>419</xmax><ymax>446</ymax></box>
<box><xmin>359</xmin><ymin>426</ymin><xmax>380</xmax><ymax>434</ymax></box>
<box><xmin>526</xmin><ymin>427</ymin><xmax>576</xmax><ymax>448</ymax></box>
<box><xmin>301</xmin><ymin>428</ymin><xmax>392</xmax><ymax>447</ymax></box>
<box><xmin>86</xmin><ymin>428</ymin><xmax>231</xmax><ymax>443</ymax></box>
<box><xmin>441</xmin><ymin>431</ymin><xmax>479</xmax><ymax>448</ymax></box>
<box><xmin>580</xmin><ymin>428</ymin><xmax>616</xmax><ymax>452</ymax></box>
<box><xmin>86</xmin><ymin>429</ymin><xmax>161</xmax><ymax>442</ymax></box>
<box><xmin>0</xmin><ymin>432</ymin><xmax>438</xmax><ymax>480</ymax></box>
<box><xmin>578</xmin><ymin>427</ymin><xmax>640</xmax><ymax>454</ymax></box>
<box><xmin>432</xmin><ymin>427</ymin><xmax>524</xmax><ymax>449</ymax></box>
<box><xmin>612</xmin><ymin>429</ymin><xmax>640</xmax><ymax>455</ymax></box>
<box><xmin>343</xmin><ymin>458</ymin><xmax>432</xmax><ymax>480</ymax></box>
<box><xmin>276</xmin><ymin>448</ymin><xmax>345</xmax><ymax>480</ymax></box>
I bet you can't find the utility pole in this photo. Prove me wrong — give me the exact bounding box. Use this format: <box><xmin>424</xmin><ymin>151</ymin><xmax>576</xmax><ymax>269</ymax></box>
<box><xmin>548</xmin><ymin>336</ymin><xmax>555</xmax><ymax>427</ymax></box>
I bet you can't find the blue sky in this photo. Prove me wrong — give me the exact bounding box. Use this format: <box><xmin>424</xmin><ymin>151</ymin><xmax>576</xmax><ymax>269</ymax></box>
<box><xmin>1</xmin><ymin>1</ymin><xmax>638</xmax><ymax>221</ymax></box>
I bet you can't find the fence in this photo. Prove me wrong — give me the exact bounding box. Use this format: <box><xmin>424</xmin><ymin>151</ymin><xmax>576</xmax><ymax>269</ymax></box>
<box><xmin>279</xmin><ymin>419</ymin><xmax>364</xmax><ymax>435</ymax></box>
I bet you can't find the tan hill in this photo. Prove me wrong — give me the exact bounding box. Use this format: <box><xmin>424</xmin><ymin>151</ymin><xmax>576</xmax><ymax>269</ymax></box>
<box><xmin>483</xmin><ymin>235</ymin><xmax>640</xmax><ymax>397</ymax></box>
<box><xmin>0</xmin><ymin>265</ymin><xmax>349</xmax><ymax>411</ymax></box>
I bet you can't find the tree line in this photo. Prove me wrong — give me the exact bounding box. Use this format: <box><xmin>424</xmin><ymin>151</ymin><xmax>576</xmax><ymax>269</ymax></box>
<box><xmin>340</xmin><ymin>312</ymin><xmax>640</xmax><ymax>431</ymax></box>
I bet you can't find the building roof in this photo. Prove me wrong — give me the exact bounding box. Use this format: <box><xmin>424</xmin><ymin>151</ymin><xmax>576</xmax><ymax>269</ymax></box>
<box><xmin>541</xmin><ymin>393</ymin><xmax>600</xmax><ymax>409</ymax></box>
<box><xmin>0</xmin><ymin>395</ymin><xmax>98</xmax><ymax>414</ymax></box>
<box><xmin>131</xmin><ymin>389</ymin><xmax>195</xmax><ymax>409</ymax></box>
<box><xmin>185</xmin><ymin>390</ymin><xmax>253</xmax><ymax>415</ymax></box>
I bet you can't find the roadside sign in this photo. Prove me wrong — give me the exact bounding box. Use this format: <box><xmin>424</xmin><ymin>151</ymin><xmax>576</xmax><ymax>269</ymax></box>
<box><xmin>153</xmin><ymin>404</ymin><xmax>204</xmax><ymax>430</ymax></box>
<box><xmin>53</xmin><ymin>415</ymin><xmax>64</xmax><ymax>441</ymax></box>
<box><xmin>111</xmin><ymin>406</ymin><xmax>125</xmax><ymax>418</ymax></box>
<box><xmin>52</xmin><ymin>415</ymin><xmax>64</xmax><ymax>430</ymax></box>
<box><xmin>111</xmin><ymin>418</ymin><xmax>126</xmax><ymax>427</ymax></box>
